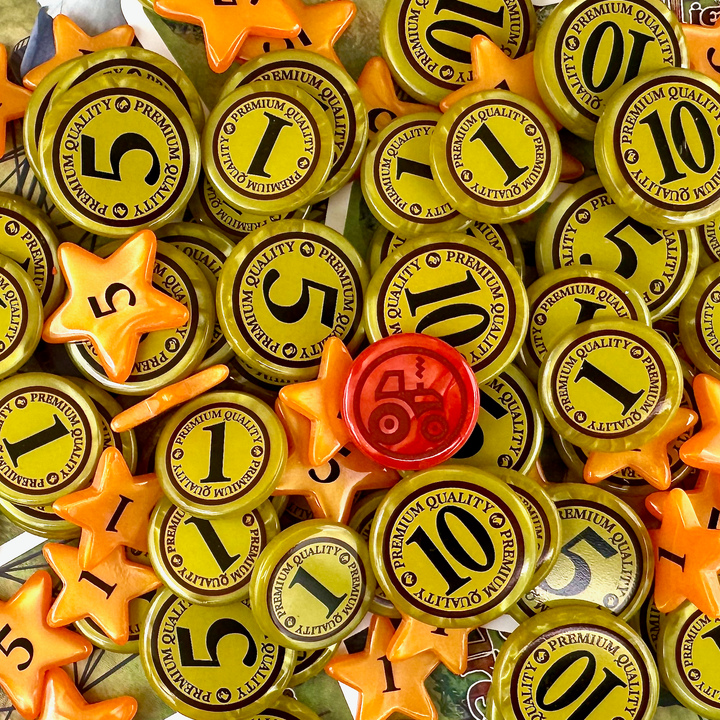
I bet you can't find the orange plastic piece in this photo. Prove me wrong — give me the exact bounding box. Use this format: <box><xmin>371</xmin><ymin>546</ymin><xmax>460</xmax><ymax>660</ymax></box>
<box><xmin>0</xmin><ymin>45</ymin><xmax>31</xmax><ymax>152</ymax></box>
<box><xmin>681</xmin><ymin>374</ymin><xmax>720</xmax><ymax>472</ymax></box>
<box><xmin>154</xmin><ymin>0</ymin><xmax>301</xmax><ymax>73</ymax></box>
<box><xmin>38</xmin><ymin>668</ymin><xmax>137</xmax><ymax>720</ymax></box>
<box><xmin>650</xmin><ymin>488</ymin><xmax>720</xmax><ymax>617</ymax></box>
<box><xmin>560</xmin><ymin>151</ymin><xmax>584</xmax><ymax>182</ymax></box>
<box><xmin>111</xmin><ymin>364</ymin><xmax>229</xmax><ymax>433</ymax></box>
<box><xmin>279</xmin><ymin>336</ymin><xmax>353</xmax><ymax>466</ymax></box>
<box><xmin>646</xmin><ymin>470</ymin><xmax>720</xmax><ymax>528</ymax></box>
<box><xmin>584</xmin><ymin>407</ymin><xmax>698</xmax><ymax>491</ymax></box>
<box><xmin>0</xmin><ymin>572</ymin><xmax>91</xmax><ymax>719</ymax></box>
<box><xmin>358</xmin><ymin>57</ymin><xmax>437</xmax><ymax>135</ymax></box>
<box><xmin>387</xmin><ymin>615</ymin><xmax>471</xmax><ymax>675</ymax></box>
<box><xmin>239</xmin><ymin>0</ymin><xmax>355</xmax><ymax>66</ymax></box>
<box><xmin>683</xmin><ymin>20</ymin><xmax>720</xmax><ymax>80</ymax></box>
<box><xmin>53</xmin><ymin>447</ymin><xmax>164</xmax><ymax>570</ymax></box>
<box><xmin>23</xmin><ymin>15</ymin><xmax>134</xmax><ymax>90</ymax></box>
<box><xmin>43</xmin><ymin>544</ymin><xmax>162</xmax><ymax>645</ymax></box>
<box><xmin>325</xmin><ymin>614</ymin><xmax>439</xmax><ymax>720</ymax></box>
<box><xmin>42</xmin><ymin>230</ymin><xmax>189</xmax><ymax>384</ymax></box>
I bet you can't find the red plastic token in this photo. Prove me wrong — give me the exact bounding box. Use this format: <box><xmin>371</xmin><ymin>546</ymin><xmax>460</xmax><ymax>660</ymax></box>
<box><xmin>342</xmin><ymin>333</ymin><xmax>479</xmax><ymax>470</ymax></box>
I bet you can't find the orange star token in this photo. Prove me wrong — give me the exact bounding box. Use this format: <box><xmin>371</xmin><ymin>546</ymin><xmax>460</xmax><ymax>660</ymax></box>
<box><xmin>387</xmin><ymin>615</ymin><xmax>471</xmax><ymax>675</ymax></box>
<box><xmin>154</xmin><ymin>0</ymin><xmax>301</xmax><ymax>73</ymax></box>
<box><xmin>43</xmin><ymin>544</ymin><xmax>162</xmax><ymax>645</ymax></box>
<box><xmin>52</xmin><ymin>447</ymin><xmax>164</xmax><ymax>570</ymax></box>
<box><xmin>683</xmin><ymin>19</ymin><xmax>720</xmax><ymax>80</ymax></box>
<box><xmin>278</xmin><ymin>337</ymin><xmax>352</xmax><ymax>466</ymax></box>
<box><xmin>0</xmin><ymin>45</ymin><xmax>30</xmax><ymax>153</ymax></box>
<box><xmin>42</xmin><ymin>230</ymin><xmax>189</xmax><ymax>384</ymax></box>
<box><xmin>584</xmin><ymin>407</ymin><xmax>699</xmax><ymax>491</ymax></box>
<box><xmin>650</xmin><ymin>488</ymin><xmax>720</xmax><ymax>616</ymax></box>
<box><xmin>0</xmin><ymin>571</ymin><xmax>92</xmax><ymax>720</ymax></box>
<box><xmin>37</xmin><ymin>668</ymin><xmax>137</xmax><ymax>720</ymax></box>
<box><xmin>22</xmin><ymin>15</ymin><xmax>135</xmax><ymax>90</ymax></box>
<box><xmin>647</xmin><ymin>470</ymin><xmax>720</xmax><ymax>528</ymax></box>
<box><xmin>681</xmin><ymin>374</ymin><xmax>720</xmax><ymax>472</ymax></box>
<box><xmin>325</xmin><ymin>615</ymin><xmax>439</xmax><ymax>720</ymax></box>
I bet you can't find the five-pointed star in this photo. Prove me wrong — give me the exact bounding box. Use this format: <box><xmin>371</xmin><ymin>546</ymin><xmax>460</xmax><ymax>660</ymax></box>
<box><xmin>38</xmin><ymin>668</ymin><xmax>138</xmax><ymax>720</ymax></box>
<box><xmin>681</xmin><ymin>374</ymin><xmax>720</xmax><ymax>472</ymax></box>
<box><xmin>357</xmin><ymin>57</ymin><xmax>437</xmax><ymax>136</ymax></box>
<box><xmin>650</xmin><ymin>488</ymin><xmax>720</xmax><ymax>616</ymax></box>
<box><xmin>387</xmin><ymin>615</ymin><xmax>471</xmax><ymax>675</ymax></box>
<box><xmin>23</xmin><ymin>15</ymin><xmax>135</xmax><ymax>90</ymax></box>
<box><xmin>584</xmin><ymin>407</ymin><xmax>698</xmax><ymax>491</ymax></box>
<box><xmin>325</xmin><ymin>615</ymin><xmax>439</xmax><ymax>720</ymax></box>
<box><xmin>0</xmin><ymin>572</ymin><xmax>91</xmax><ymax>720</ymax></box>
<box><xmin>42</xmin><ymin>230</ymin><xmax>189</xmax><ymax>384</ymax></box>
<box><xmin>646</xmin><ymin>470</ymin><xmax>720</xmax><ymax>529</ymax></box>
<box><xmin>52</xmin><ymin>447</ymin><xmax>164</xmax><ymax>570</ymax></box>
<box><xmin>154</xmin><ymin>0</ymin><xmax>301</xmax><ymax>73</ymax></box>
<box><xmin>43</xmin><ymin>544</ymin><xmax>162</xmax><ymax>645</ymax></box>
<box><xmin>239</xmin><ymin>0</ymin><xmax>355</xmax><ymax>67</ymax></box>
<box><xmin>683</xmin><ymin>20</ymin><xmax>720</xmax><ymax>80</ymax></box>
<box><xmin>0</xmin><ymin>44</ymin><xmax>31</xmax><ymax>154</ymax></box>
<box><xmin>279</xmin><ymin>336</ymin><xmax>353</xmax><ymax>466</ymax></box>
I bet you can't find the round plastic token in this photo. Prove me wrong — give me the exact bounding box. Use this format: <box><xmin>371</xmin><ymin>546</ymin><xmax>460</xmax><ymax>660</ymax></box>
<box><xmin>659</xmin><ymin>602</ymin><xmax>720</xmax><ymax>718</ymax></box>
<box><xmin>67</xmin><ymin>241</ymin><xmax>214</xmax><ymax>395</ymax></box>
<box><xmin>679</xmin><ymin>262</ymin><xmax>720</xmax><ymax>377</ymax></box>
<box><xmin>535</xmin><ymin>175</ymin><xmax>699</xmax><ymax>320</ymax></box>
<box><xmin>370</xmin><ymin>465</ymin><xmax>536</xmax><ymax>627</ymax></box>
<box><xmin>141</xmin><ymin>591</ymin><xmax>296</xmax><ymax>720</ymax></box>
<box><xmin>348</xmin><ymin>491</ymin><xmax>400</xmax><ymax>618</ymax></box>
<box><xmin>365</xmin><ymin>234</ymin><xmax>529</xmax><ymax>383</ymax></box>
<box><xmin>249</xmin><ymin>520</ymin><xmax>375</xmax><ymax>650</ymax></box>
<box><xmin>221</xmin><ymin>50</ymin><xmax>368</xmax><ymax>202</ymax></box>
<box><xmin>379</xmin><ymin>0</ymin><xmax>536</xmax><ymax>104</ymax></box>
<box><xmin>453</xmin><ymin>364</ymin><xmax>544</xmax><ymax>475</ymax></box>
<box><xmin>290</xmin><ymin>646</ymin><xmax>339</xmax><ymax>687</ymax></box>
<box><xmin>217</xmin><ymin>219</ymin><xmax>369</xmax><ymax>383</ymax></box>
<box><xmin>0</xmin><ymin>192</ymin><xmax>63</xmax><ymax>317</ymax></box>
<box><xmin>39</xmin><ymin>74</ymin><xmax>200</xmax><ymax>238</ymax></box>
<box><xmin>494</xmin><ymin>607</ymin><xmax>659</xmax><ymax>720</ymax></box>
<box><xmin>513</xmin><ymin>482</ymin><xmax>654</xmax><ymax>622</ymax></box>
<box><xmin>596</xmin><ymin>69</ymin><xmax>720</xmax><ymax>229</ymax></box>
<box><xmin>0</xmin><ymin>373</ymin><xmax>103</xmax><ymax>505</ymax></box>
<box><xmin>519</xmin><ymin>266</ymin><xmax>651</xmax><ymax>383</ymax></box>
<box><xmin>0</xmin><ymin>498</ymin><xmax>80</xmax><ymax>539</ymax></box>
<box><xmin>431</xmin><ymin>90</ymin><xmax>561</xmax><ymax>224</ymax></box>
<box><xmin>149</xmin><ymin>497</ymin><xmax>279</xmax><ymax>605</ymax></box>
<box><xmin>700</xmin><ymin>217</ymin><xmax>720</xmax><ymax>267</ymax></box>
<box><xmin>534</xmin><ymin>0</ymin><xmax>686</xmax><ymax>139</ymax></box>
<box><xmin>0</xmin><ymin>255</ymin><xmax>42</xmax><ymax>380</ymax></box>
<box><xmin>202</xmin><ymin>81</ymin><xmax>333</xmax><ymax>215</ymax></box>
<box><xmin>280</xmin><ymin>496</ymin><xmax>314</xmax><ymax>529</ymax></box>
<box><xmin>158</xmin><ymin>222</ymin><xmax>235</xmax><ymax>369</ymax></box>
<box><xmin>538</xmin><ymin>318</ymin><xmax>683</xmax><ymax>452</ymax></box>
<box><xmin>629</xmin><ymin>584</ymin><xmax>661</xmax><ymax>656</ymax></box>
<box><xmin>361</xmin><ymin>112</ymin><xmax>469</xmax><ymax>236</ymax></box>
<box><xmin>155</xmin><ymin>391</ymin><xmax>287</xmax><ymax>518</ymax></box>
<box><xmin>343</xmin><ymin>333</ymin><xmax>480</xmax><ymax>470</ymax></box>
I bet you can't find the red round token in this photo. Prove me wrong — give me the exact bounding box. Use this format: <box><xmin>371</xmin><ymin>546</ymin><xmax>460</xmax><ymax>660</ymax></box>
<box><xmin>342</xmin><ymin>333</ymin><xmax>479</xmax><ymax>470</ymax></box>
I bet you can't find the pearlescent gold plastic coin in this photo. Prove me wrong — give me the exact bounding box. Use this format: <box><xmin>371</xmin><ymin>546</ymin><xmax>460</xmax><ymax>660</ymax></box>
<box><xmin>680</xmin><ymin>262</ymin><xmax>720</xmax><ymax>378</ymax></box>
<box><xmin>0</xmin><ymin>498</ymin><xmax>80</xmax><ymax>539</ymax></box>
<box><xmin>700</xmin><ymin>217</ymin><xmax>720</xmax><ymax>267</ymax></box>
<box><xmin>629</xmin><ymin>584</ymin><xmax>662</xmax><ymax>656</ymax></box>
<box><xmin>290</xmin><ymin>646</ymin><xmax>339</xmax><ymax>687</ymax></box>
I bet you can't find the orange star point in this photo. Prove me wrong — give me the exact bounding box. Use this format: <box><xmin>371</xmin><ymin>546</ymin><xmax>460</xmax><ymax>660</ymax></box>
<box><xmin>387</xmin><ymin>615</ymin><xmax>470</xmax><ymax>675</ymax></box>
<box><xmin>325</xmin><ymin>615</ymin><xmax>439</xmax><ymax>720</ymax></box>
<box><xmin>0</xmin><ymin>572</ymin><xmax>92</xmax><ymax>719</ymax></box>
<box><xmin>43</xmin><ymin>544</ymin><xmax>162</xmax><ymax>645</ymax></box>
<box><xmin>38</xmin><ymin>668</ymin><xmax>138</xmax><ymax>720</ymax></box>
<box><xmin>681</xmin><ymin>374</ymin><xmax>720</xmax><ymax>472</ymax></box>
<box><xmin>584</xmin><ymin>407</ymin><xmax>698</xmax><ymax>490</ymax></box>
<box><xmin>646</xmin><ymin>470</ymin><xmax>720</xmax><ymax>528</ymax></box>
<box><xmin>23</xmin><ymin>15</ymin><xmax>134</xmax><ymax>90</ymax></box>
<box><xmin>560</xmin><ymin>151</ymin><xmax>584</xmax><ymax>182</ymax></box>
<box><xmin>154</xmin><ymin>0</ymin><xmax>301</xmax><ymax>73</ymax></box>
<box><xmin>650</xmin><ymin>488</ymin><xmax>720</xmax><ymax>617</ymax></box>
<box><xmin>239</xmin><ymin>0</ymin><xmax>355</xmax><ymax>66</ymax></box>
<box><xmin>42</xmin><ymin>230</ymin><xmax>189</xmax><ymax>384</ymax></box>
<box><xmin>683</xmin><ymin>20</ymin><xmax>720</xmax><ymax>80</ymax></box>
<box><xmin>278</xmin><ymin>336</ymin><xmax>353</xmax><ymax>466</ymax></box>
<box><xmin>53</xmin><ymin>447</ymin><xmax>164</xmax><ymax>570</ymax></box>
<box><xmin>0</xmin><ymin>45</ymin><xmax>31</xmax><ymax>153</ymax></box>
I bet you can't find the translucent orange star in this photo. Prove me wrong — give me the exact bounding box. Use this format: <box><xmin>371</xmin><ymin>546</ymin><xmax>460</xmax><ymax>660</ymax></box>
<box><xmin>22</xmin><ymin>15</ymin><xmax>134</xmax><ymax>90</ymax></box>
<box><xmin>239</xmin><ymin>0</ymin><xmax>355</xmax><ymax>66</ymax></box>
<box><xmin>0</xmin><ymin>45</ymin><xmax>31</xmax><ymax>152</ymax></box>
<box><xmin>0</xmin><ymin>572</ymin><xmax>92</xmax><ymax>720</ymax></box>
<box><xmin>325</xmin><ymin>615</ymin><xmax>439</xmax><ymax>720</ymax></box>
<box><xmin>358</xmin><ymin>57</ymin><xmax>437</xmax><ymax>135</ymax></box>
<box><xmin>42</xmin><ymin>230</ymin><xmax>189</xmax><ymax>384</ymax></box>
<box><xmin>683</xmin><ymin>20</ymin><xmax>720</xmax><ymax>80</ymax></box>
<box><xmin>43</xmin><ymin>544</ymin><xmax>162</xmax><ymax>645</ymax></box>
<box><xmin>650</xmin><ymin>488</ymin><xmax>720</xmax><ymax>617</ymax></box>
<box><xmin>584</xmin><ymin>407</ymin><xmax>698</xmax><ymax>491</ymax></box>
<box><xmin>647</xmin><ymin>470</ymin><xmax>720</xmax><ymax>529</ymax></box>
<box><xmin>38</xmin><ymin>668</ymin><xmax>137</xmax><ymax>720</ymax></box>
<box><xmin>154</xmin><ymin>0</ymin><xmax>301</xmax><ymax>73</ymax></box>
<box><xmin>52</xmin><ymin>447</ymin><xmax>164</xmax><ymax>570</ymax></box>
<box><xmin>387</xmin><ymin>615</ymin><xmax>471</xmax><ymax>675</ymax></box>
<box><xmin>278</xmin><ymin>336</ymin><xmax>352</xmax><ymax>466</ymax></box>
<box><xmin>681</xmin><ymin>374</ymin><xmax>720</xmax><ymax>472</ymax></box>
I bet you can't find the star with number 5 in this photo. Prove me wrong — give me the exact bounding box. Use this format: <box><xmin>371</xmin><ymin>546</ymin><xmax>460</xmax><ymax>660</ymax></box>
<box><xmin>683</xmin><ymin>20</ymin><xmax>720</xmax><ymax>81</ymax></box>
